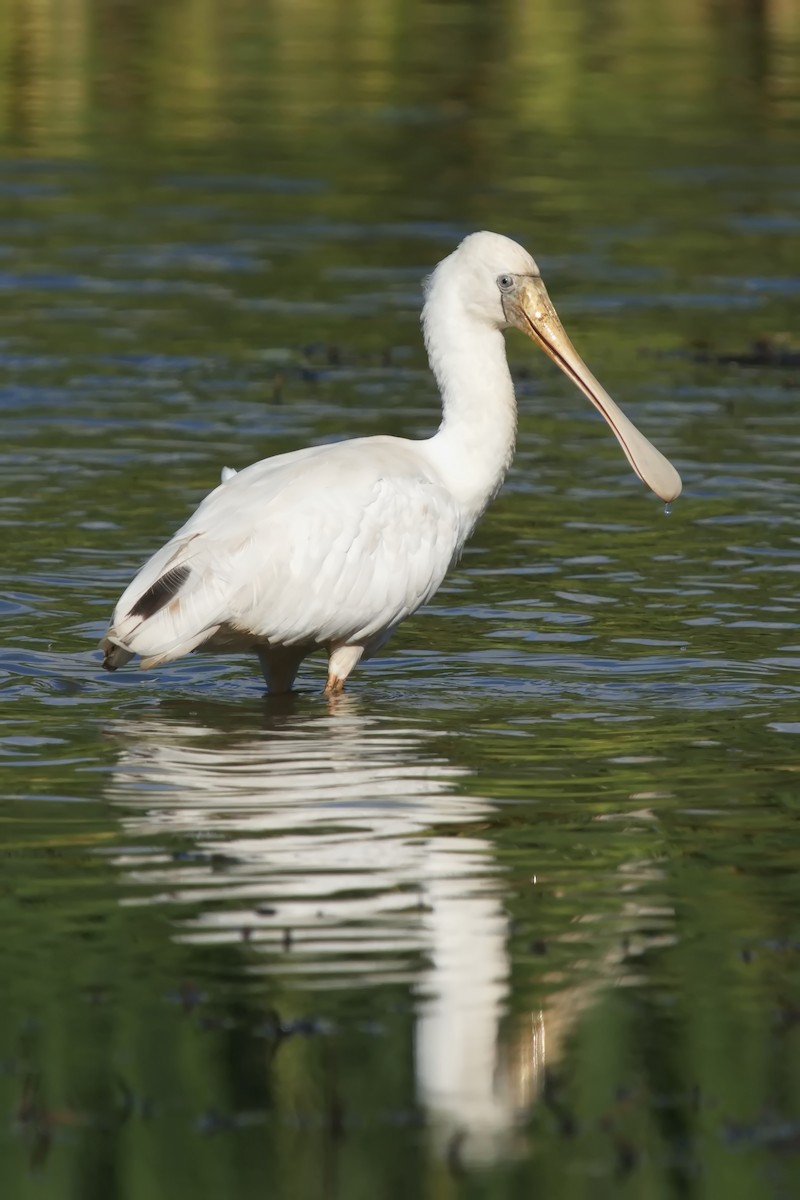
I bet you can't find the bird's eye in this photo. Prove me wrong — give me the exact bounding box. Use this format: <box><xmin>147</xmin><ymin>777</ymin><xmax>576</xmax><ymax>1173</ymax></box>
<box><xmin>497</xmin><ymin>274</ymin><xmax>515</xmax><ymax>292</ymax></box>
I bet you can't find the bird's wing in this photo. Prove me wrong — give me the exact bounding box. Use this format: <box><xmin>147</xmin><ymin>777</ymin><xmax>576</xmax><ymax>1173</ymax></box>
<box><xmin>102</xmin><ymin>437</ymin><xmax>462</xmax><ymax>667</ymax></box>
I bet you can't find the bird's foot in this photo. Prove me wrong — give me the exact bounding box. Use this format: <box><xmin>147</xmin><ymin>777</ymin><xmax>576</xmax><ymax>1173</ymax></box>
<box><xmin>323</xmin><ymin>674</ymin><xmax>346</xmax><ymax>697</ymax></box>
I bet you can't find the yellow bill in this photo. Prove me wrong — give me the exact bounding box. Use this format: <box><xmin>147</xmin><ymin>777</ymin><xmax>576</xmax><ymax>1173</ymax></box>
<box><xmin>505</xmin><ymin>276</ymin><xmax>682</xmax><ymax>503</ymax></box>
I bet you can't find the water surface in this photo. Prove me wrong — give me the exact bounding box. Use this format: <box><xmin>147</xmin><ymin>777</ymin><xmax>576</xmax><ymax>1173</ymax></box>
<box><xmin>2</xmin><ymin>2</ymin><xmax>800</xmax><ymax>1196</ymax></box>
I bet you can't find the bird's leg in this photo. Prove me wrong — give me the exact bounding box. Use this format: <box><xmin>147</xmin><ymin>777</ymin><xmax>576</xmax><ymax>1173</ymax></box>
<box><xmin>256</xmin><ymin>646</ymin><xmax>306</xmax><ymax>695</ymax></box>
<box><xmin>324</xmin><ymin>643</ymin><xmax>364</xmax><ymax>696</ymax></box>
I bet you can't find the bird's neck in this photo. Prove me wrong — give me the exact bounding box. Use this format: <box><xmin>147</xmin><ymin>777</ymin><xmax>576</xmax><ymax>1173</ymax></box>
<box><xmin>423</xmin><ymin>303</ymin><xmax>517</xmax><ymax>535</ymax></box>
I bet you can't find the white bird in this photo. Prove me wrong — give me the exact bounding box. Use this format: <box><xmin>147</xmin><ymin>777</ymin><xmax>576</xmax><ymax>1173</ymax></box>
<box><xmin>101</xmin><ymin>231</ymin><xmax>682</xmax><ymax>696</ymax></box>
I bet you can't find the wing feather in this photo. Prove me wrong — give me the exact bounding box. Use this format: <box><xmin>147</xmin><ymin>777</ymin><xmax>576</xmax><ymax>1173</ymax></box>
<box><xmin>102</xmin><ymin>436</ymin><xmax>462</xmax><ymax>667</ymax></box>
<box><xmin>129</xmin><ymin>564</ymin><xmax>192</xmax><ymax>620</ymax></box>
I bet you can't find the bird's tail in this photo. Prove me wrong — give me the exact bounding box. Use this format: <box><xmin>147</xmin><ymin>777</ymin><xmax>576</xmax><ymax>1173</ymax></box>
<box><xmin>100</xmin><ymin>639</ymin><xmax>134</xmax><ymax>671</ymax></box>
<box><xmin>100</xmin><ymin>538</ymin><xmax>228</xmax><ymax>672</ymax></box>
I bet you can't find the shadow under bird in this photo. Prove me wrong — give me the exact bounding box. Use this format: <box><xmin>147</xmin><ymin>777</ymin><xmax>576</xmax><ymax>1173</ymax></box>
<box><xmin>100</xmin><ymin>231</ymin><xmax>682</xmax><ymax>695</ymax></box>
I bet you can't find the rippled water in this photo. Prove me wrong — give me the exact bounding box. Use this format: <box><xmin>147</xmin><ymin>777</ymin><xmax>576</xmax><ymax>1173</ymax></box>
<box><xmin>2</xmin><ymin>2</ymin><xmax>800</xmax><ymax>1196</ymax></box>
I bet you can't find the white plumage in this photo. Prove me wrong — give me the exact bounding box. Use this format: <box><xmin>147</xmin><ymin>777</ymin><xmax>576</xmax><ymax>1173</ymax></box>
<box><xmin>101</xmin><ymin>231</ymin><xmax>681</xmax><ymax>695</ymax></box>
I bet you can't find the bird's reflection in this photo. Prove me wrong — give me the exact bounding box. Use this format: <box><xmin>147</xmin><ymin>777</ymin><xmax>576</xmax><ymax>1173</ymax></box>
<box><xmin>106</xmin><ymin>697</ymin><xmax>676</xmax><ymax>1161</ymax></box>
<box><xmin>106</xmin><ymin>696</ymin><xmax>526</xmax><ymax>1159</ymax></box>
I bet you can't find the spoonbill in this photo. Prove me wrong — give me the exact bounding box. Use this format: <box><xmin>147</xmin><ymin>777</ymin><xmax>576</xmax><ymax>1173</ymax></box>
<box><xmin>100</xmin><ymin>231</ymin><xmax>681</xmax><ymax>695</ymax></box>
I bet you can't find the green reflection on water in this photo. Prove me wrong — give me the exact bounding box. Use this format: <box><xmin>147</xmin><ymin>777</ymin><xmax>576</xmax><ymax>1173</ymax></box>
<box><xmin>1</xmin><ymin>0</ymin><xmax>800</xmax><ymax>1197</ymax></box>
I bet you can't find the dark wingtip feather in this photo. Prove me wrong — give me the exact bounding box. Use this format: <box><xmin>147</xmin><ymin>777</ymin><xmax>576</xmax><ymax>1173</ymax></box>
<box><xmin>100</xmin><ymin>639</ymin><xmax>134</xmax><ymax>671</ymax></box>
<box><xmin>129</xmin><ymin>564</ymin><xmax>191</xmax><ymax>621</ymax></box>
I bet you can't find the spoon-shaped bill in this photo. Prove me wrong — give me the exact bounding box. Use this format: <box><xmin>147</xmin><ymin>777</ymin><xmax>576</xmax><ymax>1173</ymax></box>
<box><xmin>506</xmin><ymin>277</ymin><xmax>682</xmax><ymax>503</ymax></box>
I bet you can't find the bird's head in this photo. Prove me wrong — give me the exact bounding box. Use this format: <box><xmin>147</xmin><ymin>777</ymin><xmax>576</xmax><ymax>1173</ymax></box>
<box><xmin>427</xmin><ymin>231</ymin><xmax>682</xmax><ymax>504</ymax></box>
<box><xmin>426</xmin><ymin>231</ymin><xmax>539</xmax><ymax>328</ymax></box>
